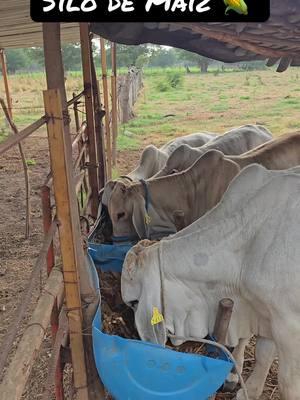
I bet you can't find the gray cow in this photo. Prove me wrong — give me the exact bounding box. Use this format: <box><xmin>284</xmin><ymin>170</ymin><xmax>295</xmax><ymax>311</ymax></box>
<box><xmin>107</xmin><ymin>132</ymin><xmax>300</xmax><ymax>240</ymax></box>
<box><xmin>117</xmin><ymin>131</ymin><xmax>216</xmax><ymax>182</ymax></box>
<box><xmin>154</xmin><ymin>124</ymin><xmax>272</xmax><ymax>177</ymax></box>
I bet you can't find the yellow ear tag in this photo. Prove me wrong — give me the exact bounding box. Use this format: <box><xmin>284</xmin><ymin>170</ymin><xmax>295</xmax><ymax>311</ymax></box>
<box><xmin>151</xmin><ymin>307</ymin><xmax>164</xmax><ymax>326</ymax></box>
<box><xmin>145</xmin><ymin>213</ymin><xmax>151</xmax><ymax>225</ymax></box>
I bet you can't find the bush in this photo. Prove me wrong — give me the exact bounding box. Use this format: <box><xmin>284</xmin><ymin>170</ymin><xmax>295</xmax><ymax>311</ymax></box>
<box><xmin>155</xmin><ymin>71</ymin><xmax>184</xmax><ymax>92</ymax></box>
<box><xmin>167</xmin><ymin>71</ymin><xmax>183</xmax><ymax>88</ymax></box>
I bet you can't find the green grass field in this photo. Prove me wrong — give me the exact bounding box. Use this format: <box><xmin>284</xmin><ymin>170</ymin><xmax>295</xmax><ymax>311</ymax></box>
<box><xmin>1</xmin><ymin>67</ymin><xmax>299</xmax><ymax>147</ymax></box>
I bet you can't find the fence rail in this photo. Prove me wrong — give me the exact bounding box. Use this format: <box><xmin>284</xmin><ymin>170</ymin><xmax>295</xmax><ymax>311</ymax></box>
<box><xmin>0</xmin><ymin>90</ymin><xmax>85</xmax><ymax>157</ymax></box>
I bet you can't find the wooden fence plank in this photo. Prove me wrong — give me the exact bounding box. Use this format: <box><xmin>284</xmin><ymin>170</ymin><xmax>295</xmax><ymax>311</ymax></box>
<box><xmin>0</xmin><ymin>268</ymin><xmax>63</xmax><ymax>400</ymax></box>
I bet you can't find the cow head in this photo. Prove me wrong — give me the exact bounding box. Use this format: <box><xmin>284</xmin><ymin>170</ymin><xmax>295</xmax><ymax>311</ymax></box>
<box><xmin>121</xmin><ymin>240</ymin><xmax>167</xmax><ymax>345</ymax></box>
<box><xmin>130</xmin><ymin>145</ymin><xmax>168</xmax><ymax>181</ymax></box>
<box><xmin>122</xmin><ymin>239</ymin><xmax>211</xmax><ymax>346</ymax></box>
<box><xmin>155</xmin><ymin>145</ymin><xmax>204</xmax><ymax>177</ymax></box>
<box><xmin>108</xmin><ymin>181</ymin><xmax>149</xmax><ymax>239</ymax></box>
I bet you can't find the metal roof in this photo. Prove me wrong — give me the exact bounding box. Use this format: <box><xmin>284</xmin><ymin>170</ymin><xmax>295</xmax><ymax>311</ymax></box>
<box><xmin>0</xmin><ymin>0</ymin><xmax>80</xmax><ymax>49</ymax></box>
<box><xmin>91</xmin><ymin>0</ymin><xmax>300</xmax><ymax>72</ymax></box>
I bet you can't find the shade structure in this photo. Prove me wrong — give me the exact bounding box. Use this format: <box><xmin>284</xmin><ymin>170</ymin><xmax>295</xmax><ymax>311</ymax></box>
<box><xmin>0</xmin><ymin>1</ymin><xmax>80</xmax><ymax>49</ymax></box>
<box><xmin>91</xmin><ymin>0</ymin><xmax>300</xmax><ymax>72</ymax></box>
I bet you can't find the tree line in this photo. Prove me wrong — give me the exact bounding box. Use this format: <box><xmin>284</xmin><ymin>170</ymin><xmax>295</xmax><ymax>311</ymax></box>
<box><xmin>2</xmin><ymin>43</ymin><xmax>266</xmax><ymax>74</ymax></box>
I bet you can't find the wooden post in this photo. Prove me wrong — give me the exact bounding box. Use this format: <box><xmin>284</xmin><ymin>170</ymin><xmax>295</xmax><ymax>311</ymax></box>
<box><xmin>213</xmin><ymin>298</ymin><xmax>234</xmax><ymax>345</ymax></box>
<box><xmin>0</xmin><ymin>49</ymin><xmax>13</xmax><ymax>118</ymax></box>
<box><xmin>73</xmin><ymin>92</ymin><xmax>81</xmax><ymax>133</ymax></box>
<box><xmin>73</xmin><ymin>93</ymin><xmax>85</xmax><ymax>208</ymax></box>
<box><xmin>43</xmin><ymin>89</ymin><xmax>88</xmax><ymax>400</ymax></box>
<box><xmin>100</xmin><ymin>37</ymin><xmax>112</xmax><ymax>179</ymax></box>
<box><xmin>80</xmin><ymin>23</ymin><xmax>99</xmax><ymax>219</ymax></box>
<box><xmin>90</xmin><ymin>45</ymin><xmax>106</xmax><ymax>190</ymax></box>
<box><xmin>43</xmin><ymin>22</ymin><xmax>89</xmax><ymax>400</ymax></box>
<box><xmin>208</xmin><ymin>298</ymin><xmax>234</xmax><ymax>400</ymax></box>
<box><xmin>111</xmin><ymin>42</ymin><xmax>118</xmax><ymax>167</ymax></box>
<box><xmin>43</xmin><ymin>23</ymin><xmax>104</xmax><ymax>400</ymax></box>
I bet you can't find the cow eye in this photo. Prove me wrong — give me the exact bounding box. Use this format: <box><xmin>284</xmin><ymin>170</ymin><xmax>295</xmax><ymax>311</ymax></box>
<box><xmin>117</xmin><ymin>212</ymin><xmax>125</xmax><ymax>220</ymax></box>
<box><xmin>129</xmin><ymin>300</ymin><xmax>138</xmax><ymax>309</ymax></box>
<box><xmin>171</xmin><ymin>169</ymin><xmax>178</xmax><ymax>174</ymax></box>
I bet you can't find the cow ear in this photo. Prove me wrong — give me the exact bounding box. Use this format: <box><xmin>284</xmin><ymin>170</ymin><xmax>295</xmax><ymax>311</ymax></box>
<box><xmin>211</xmin><ymin>153</ymin><xmax>241</xmax><ymax>203</ymax></box>
<box><xmin>102</xmin><ymin>180</ymin><xmax>117</xmax><ymax>206</ymax></box>
<box><xmin>132</xmin><ymin>194</ymin><xmax>148</xmax><ymax>239</ymax></box>
<box><xmin>123</xmin><ymin>250</ymin><xmax>138</xmax><ymax>280</ymax></box>
<box><xmin>134</xmin><ymin>280</ymin><xmax>167</xmax><ymax>345</ymax></box>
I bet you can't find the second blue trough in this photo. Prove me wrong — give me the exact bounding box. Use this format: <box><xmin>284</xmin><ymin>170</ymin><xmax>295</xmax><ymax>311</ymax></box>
<box><xmin>88</xmin><ymin>229</ymin><xmax>233</xmax><ymax>399</ymax></box>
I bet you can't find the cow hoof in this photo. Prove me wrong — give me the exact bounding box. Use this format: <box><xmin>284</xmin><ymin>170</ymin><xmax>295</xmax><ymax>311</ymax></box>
<box><xmin>222</xmin><ymin>381</ymin><xmax>238</xmax><ymax>393</ymax></box>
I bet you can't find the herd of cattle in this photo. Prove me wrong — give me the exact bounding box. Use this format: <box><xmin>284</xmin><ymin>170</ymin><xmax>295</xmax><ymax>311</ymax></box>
<box><xmin>97</xmin><ymin>125</ymin><xmax>300</xmax><ymax>399</ymax></box>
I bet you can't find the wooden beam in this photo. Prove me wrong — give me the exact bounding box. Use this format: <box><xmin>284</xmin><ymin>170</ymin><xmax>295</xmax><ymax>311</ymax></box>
<box><xmin>0</xmin><ymin>268</ymin><xmax>63</xmax><ymax>400</ymax></box>
<box><xmin>0</xmin><ymin>49</ymin><xmax>13</xmax><ymax>118</ymax></box>
<box><xmin>43</xmin><ymin>89</ymin><xmax>88</xmax><ymax>400</ymax></box>
<box><xmin>100</xmin><ymin>38</ymin><xmax>112</xmax><ymax>179</ymax></box>
<box><xmin>111</xmin><ymin>42</ymin><xmax>118</xmax><ymax>167</ymax></box>
<box><xmin>0</xmin><ymin>116</ymin><xmax>46</xmax><ymax>156</ymax></box>
<box><xmin>80</xmin><ymin>23</ymin><xmax>99</xmax><ymax>218</ymax></box>
<box><xmin>43</xmin><ymin>23</ymin><xmax>68</xmax><ymax>108</ymax></box>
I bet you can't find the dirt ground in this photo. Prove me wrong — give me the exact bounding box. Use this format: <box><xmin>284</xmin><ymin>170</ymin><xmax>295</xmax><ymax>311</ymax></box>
<box><xmin>0</xmin><ymin>132</ymin><xmax>280</xmax><ymax>399</ymax></box>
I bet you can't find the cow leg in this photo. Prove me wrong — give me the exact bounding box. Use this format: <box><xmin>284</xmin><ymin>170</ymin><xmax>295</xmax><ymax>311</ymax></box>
<box><xmin>277</xmin><ymin>350</ymin><xmax>300</xmax><ymax>399</ymax></box>
<box><xmin>223</xmin><ymin>338</ymin><xmax>249</xmax><ymax>392</ymax></box>
<box><xmin>236</xmin><ymin>337</ymin><xmax>276</xmax><ymax>400</ymax></box>
<box><xmin>273</xmin><ymin>326</ymin><xmax>300</xmax><ymax>400</ymax></box>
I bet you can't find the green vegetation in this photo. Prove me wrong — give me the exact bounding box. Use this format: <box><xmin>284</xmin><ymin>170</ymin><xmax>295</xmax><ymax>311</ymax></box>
<box><xmin>0</xmin><ymin>66</ymin><xmax>299</xmax><ymax>151</ymax></box>
<box><xmin>25</xmin><ymin>159</ymin><xmax>36</xmax><ymax>166</ymax></box>
<box><xmin>120</xmin><ymin>68</ymin><xmax>300</xmax><ymax>149</ymax></box>
<box><xmin>155</xmin><ymin>71</ymin><xmax>184</xmax><ymax>92</ymax></box>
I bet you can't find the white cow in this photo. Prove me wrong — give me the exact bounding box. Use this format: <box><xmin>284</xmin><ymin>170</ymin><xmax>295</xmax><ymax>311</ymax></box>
<box><xmin>154</xmin><ymin>124</ymin><xmax>272</xmax><ymax>177</ymax></box>
<box><xmin>121</xmin><ymin>164</ymin><xmax>300</xmax><ymax>400</ymax></box>
<box><xmin>100</xmin><ymin>132</ymin><xmax>216</xmax><ymax>208</ymax></box>
<box><xmin>119</xmin><ymin>132</ymin><xmax>216</xmax><ymax>182</ymax></box>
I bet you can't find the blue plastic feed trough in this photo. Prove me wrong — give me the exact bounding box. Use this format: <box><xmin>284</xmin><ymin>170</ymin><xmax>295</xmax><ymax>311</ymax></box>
<box><xmin>88</xmin><ymin>208</ymin><xmax>135</xmax><ymax>272</ymax></box>
<box><xmin>88</xmin><ymin>241</ymin><xmax>133</xmax><ymax>272</ymax></box>
<box><xmin>93</xmin><ymin>310</ymin><xmax>233</xmax><ymax>400</ymax></box>
<box><xmin>88</xmin><ymin>253</ymin><xmax>233</xmax><ymax>400</ymax></box>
